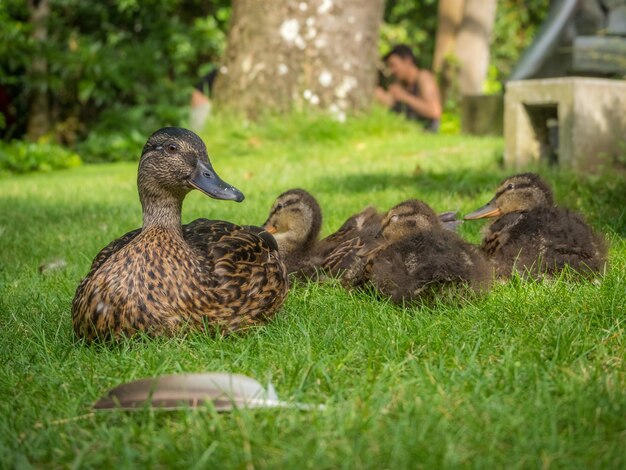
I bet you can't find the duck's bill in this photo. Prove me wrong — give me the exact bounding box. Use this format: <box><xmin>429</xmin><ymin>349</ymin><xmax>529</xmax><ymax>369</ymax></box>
<box><xmin>464</xmin><ymin>199</ymin><xmax>502</xmax><ymax>220</ymax></box>
<box><xmin>189</xmin><ymin>161</ymin><xmax>245</xmax><ymax>202</ymax></box>
<box><xmin>263</xmin><ymin>225</ymin><xmax>277</xmax><ymax>234</ymax></box>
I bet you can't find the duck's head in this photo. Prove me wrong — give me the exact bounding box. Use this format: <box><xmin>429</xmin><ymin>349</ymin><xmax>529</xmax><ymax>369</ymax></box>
<box><xmin>263</xmin><ymin>189</ymin><xmax>322</xmax><ymax>254</ymax></box>
<box><xmin>379</xmin><ymin>199</ymin><xmax>440</xmax><ymax>242</ymax></box>
<box><xmin>465</xmin><ymin>173</ymin><xmax>553</xmax><ymax>220</ymax></box>
<box><xmin>138</xmin><ymin>127</ymin><xmax>244</xmax><ymax>204</ymax></box>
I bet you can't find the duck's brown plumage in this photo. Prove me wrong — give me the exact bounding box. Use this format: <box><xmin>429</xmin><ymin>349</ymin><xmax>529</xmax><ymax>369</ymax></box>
<box><xmin>465</xmin><ymin>172</ymin><xmax>607</xmax><ymax>279</ymax></box>
<box><xmin>72</xmin><ymin>128</ymin><xmax>288</xmax><ymax>341</ymax></box>
<box><xmin>343</xmin><ymin>200</ymin><xmax>493</xmax><ymax>304</ymax></box>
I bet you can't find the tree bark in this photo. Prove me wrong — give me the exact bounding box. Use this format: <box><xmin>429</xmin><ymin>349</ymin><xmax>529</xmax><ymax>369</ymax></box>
<box><xmin>454</xmin><ymin>0</ymin><xmax>497</xmax><ymax>95</ymax></box>
<box><xmin>213</xmin><ymin>0</ymin><xmax>385</xmax><ymax>120</ymax></box>
<box><xmin>433</xmin><ymin>0</ymin><xmax>465</xmax><ymax>73</ymax></box>
<box><xmin>26</xmin><ymin>0</ymin><xmax>51</xmax><ymax>141</ymax></box>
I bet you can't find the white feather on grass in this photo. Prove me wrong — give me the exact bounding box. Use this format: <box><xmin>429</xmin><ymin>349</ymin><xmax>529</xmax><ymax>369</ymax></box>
<box><xmin>93</xmin><ymin>372</ymin><xmax>324</xmax><ymax>412</ymax></box>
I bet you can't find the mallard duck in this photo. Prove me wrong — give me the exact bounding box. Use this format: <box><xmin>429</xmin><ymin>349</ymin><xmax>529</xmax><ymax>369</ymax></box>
<box><xmin>464</xmin><ymin>172</ymin><xmax>607</xmax><ymax>278</ymax></box>
<box><xmin>72</xmin><ymin>127</ymin><xmax>289</xmax><ymax>340</ymax></box>
<box><xmin>342</xmin><ymin>199</ymin><xmax>493</xmax><ymax>304</ymax></box>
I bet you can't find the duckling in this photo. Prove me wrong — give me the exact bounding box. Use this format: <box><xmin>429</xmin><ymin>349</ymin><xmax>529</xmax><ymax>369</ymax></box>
<box><xmin>263</xmin><ymin>188</ymin><xmax>390</xmax><ymax>278</ymax></box>
<box><xmin>342</xmin><ymin>199</ymin><xmax>493</xmax><ymax>304</ymax></box>
<box><xmin>72</xmin><ymin>127</ymin><xmax>289</xmax><ymax>341</ymax></box>
<box><xmin>262</xmin><ymin>189</ymin><xmax>323</xmax><ymax>277</ymax></box>
<box><xmin>464</xmin><ymin>172</ymin><xmax>607</xmax><ymax>279</ymax></box>
<box><xmin>320</xmin><ymin>206</ymin><xmax>384</xmax><ymax>278</ymax></box>
<box><xmin>323</xmin><ymin>205</ymin><xmax>463</xmax><ymax>278</ymax></box>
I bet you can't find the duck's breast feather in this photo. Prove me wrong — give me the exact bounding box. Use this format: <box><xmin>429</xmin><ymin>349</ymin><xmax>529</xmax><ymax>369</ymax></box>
<box><xmin>88</xmin><ymin>228</ymin><xmax>143</xmax><ymax>273</ymax></box>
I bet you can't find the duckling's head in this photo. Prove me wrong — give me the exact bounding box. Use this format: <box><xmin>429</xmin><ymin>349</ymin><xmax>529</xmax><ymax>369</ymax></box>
<box><xmin>465</xmin><ymin>173</ymin><xmax>553</xmax><ymax>220</ymax></box>
<box><xmin>379</xmin><ymin>199</ymin><xmax>440</xmax><ymax>242</ymax></box>
<box><xmin>263</xmin><ymin>189</ymin><xmax>322</xmax><ymax>254</ymax></box>
<box><xmin>138</xmin><ymin>127</ymin><xmax>244</xmax><ymax>205</ymax></box>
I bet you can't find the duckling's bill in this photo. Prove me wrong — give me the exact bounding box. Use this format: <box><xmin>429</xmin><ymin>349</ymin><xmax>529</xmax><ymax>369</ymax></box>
<box><xmin>464</xmin><ymin>198</ymin><xmax>502</xmax><ymax>220</ymax></box>
<box><xmin>189</xmin><ymin>160</ymin><xmax>245</xmax><ymax>202</ymax></box>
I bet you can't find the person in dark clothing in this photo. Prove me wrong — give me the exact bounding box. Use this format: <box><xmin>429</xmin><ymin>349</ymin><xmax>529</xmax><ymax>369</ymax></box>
<box><xmin>375</xmin><ymin>44</ymin><xmax>442</xmax><ymax>132</ymax></box>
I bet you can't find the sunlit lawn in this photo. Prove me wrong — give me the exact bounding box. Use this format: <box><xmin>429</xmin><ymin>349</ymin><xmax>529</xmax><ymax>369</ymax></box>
<box><xmin>1</xmin><ymin>112</ymin><xmax>625</xmax><ymax>468</ymax></box>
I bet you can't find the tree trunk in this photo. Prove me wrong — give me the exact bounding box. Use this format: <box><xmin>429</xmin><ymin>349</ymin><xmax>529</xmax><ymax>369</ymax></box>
<box><xmin>213</xmin><ymin>0</ymin><xmax>385</xmax><ymax>120</ymax></box>
<box><xmin>433</xmin><ymin>0</ymin><xmax>465</xmax><ymax>73</ymax></box>
<box><xmin>26</xmin><ymin>0</ymin><xmax>51</xmax><ymax>141</ymax></box>
<box><xmin>454</xmin><ymin>0</ymin><xmax>497</xmax><ymax>95</ymax></box>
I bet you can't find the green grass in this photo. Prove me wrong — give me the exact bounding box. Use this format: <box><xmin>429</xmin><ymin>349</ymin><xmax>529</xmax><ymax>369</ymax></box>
<box><xmin>1</xmin><ymin>111</ymin><xmax>625</xmax><ymax>468</ymax></box>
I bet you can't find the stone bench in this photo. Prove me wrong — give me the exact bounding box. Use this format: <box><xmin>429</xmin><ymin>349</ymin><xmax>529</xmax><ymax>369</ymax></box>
<box><xmin>504</xmin><ymin>77</ymin><xmax>626</xmax><ymax>172</ymax></box>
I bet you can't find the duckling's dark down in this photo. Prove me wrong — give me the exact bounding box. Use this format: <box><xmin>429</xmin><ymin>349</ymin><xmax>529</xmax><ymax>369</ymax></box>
<box><xmin>263</xmin><ymin>189</ymin><xmax>464</xmax><ymax>280</ymax></box>
<box><xmin>263</xmin><ymin>189</ymin><xmax>388</xmax><ymax>278</ymax></box>
<box><xmin>72</xmin><ymin>128</ymin><xmax>288</xmax><ymax>341</ymax></box>
<box><xmin>465</xmin><ymin>172</ymin><xmax>607</xmax><ymax>279</ymax></box>
<box><xmin>262</xmin><ymin>189</ymin><xmax>323</xmax><ymax>278</ymax></box>
<box><xmin>323</xmin><ymin>206</ymin><xmax>464</xmax><ymax>279</ymax></box>
<box><xmin>321</xmin><ymin>206</ymin><xmax>384</xmax><ymax>277</ymax></box>
<box><xmin>343</xmin><ymin>200</ymin><xmax>493</xmax><ymax>304</ymax></box>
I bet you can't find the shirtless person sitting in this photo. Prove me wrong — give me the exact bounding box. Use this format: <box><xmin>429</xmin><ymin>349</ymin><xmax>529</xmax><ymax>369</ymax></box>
<box><xmin>375</xmin><ymin>44</ymin><xmax>442</xmax><ymax>132</ymax></box>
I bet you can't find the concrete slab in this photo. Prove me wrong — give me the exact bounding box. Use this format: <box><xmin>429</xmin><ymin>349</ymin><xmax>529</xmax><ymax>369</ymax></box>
<box><xmin>504</xmin><ymin>77</ymin><xmax>626</xmax><ymax>172</ymax></box>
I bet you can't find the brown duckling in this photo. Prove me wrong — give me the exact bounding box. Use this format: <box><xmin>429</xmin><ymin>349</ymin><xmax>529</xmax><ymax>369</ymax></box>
<box><xmin>342</xmin><ymin>199</ymin><xmax>493</xmax><ymax>304</ymax></box>
<box><xmin>464</xmin><ymin>172</ymin><xmax>607</xmax><ymax>279</ymax></box>
<box><xmin>320</xmin><ymin>206</ymin><xmax>384</xmax><ymax>277</ymax></box>
<box><xmin>263</xmin><ymin>189</ymin><xmax>390</xmax><ymax>278</ymax></box>
<box><xmin>262</xmin><ymin>188</ymin><xmax>323</xmax><ymax>277</ymax></box>
<box><xmin>263</xmin><ymin>189</ymin><xmax>465</xmax><ymax>280</ymax></box>
<box><xmin>72</xmin><ymin>127</ymin><xmax>289</xmax><ymax>341</ymax></box>
<box><xmin>323</xmin><ymin>205</ymin><xmax>464</xmax><ymax>278</ymax></box>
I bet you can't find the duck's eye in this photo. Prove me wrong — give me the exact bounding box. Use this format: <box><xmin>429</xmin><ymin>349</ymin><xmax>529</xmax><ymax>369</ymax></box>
<box><xmin>506</xmin><ymin>183</ymin><xmax>514</xmax><ymax>190</ymax></box>
<box><xmin>166</xmin><ymin>143</ymin><xmax>179</xmax><ymax>153</ymax></box>
<box><xmin>276</xmin><ymin>204</ymin><xmax>284</xmax><ymax>211</ymax></box>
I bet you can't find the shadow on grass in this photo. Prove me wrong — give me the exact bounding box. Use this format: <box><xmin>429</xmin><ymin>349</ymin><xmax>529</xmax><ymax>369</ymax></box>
<box><xmin>2</xmin><ymin>166</ymin><xmax>625</xmax><ymax>242</ymax></box>
<box><xmin>313</xmin><ymin>167</ymin><xmax>626</xmax><ymax>236</ymax></box>
<box><xmin>314</xmin><ymin>168</ymin><xmax>507</xmax><ymax>198</ymax></box>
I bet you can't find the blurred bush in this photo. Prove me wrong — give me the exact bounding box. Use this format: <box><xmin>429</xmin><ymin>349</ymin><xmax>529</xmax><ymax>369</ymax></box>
<box><xmin>0</xmin><ymin>0</ymin><xmax>229</xmax><ymax>143</ymax></box>
<box><xmin>0</xmin><ymin>139</ymin><xmax>82</xmax><ymax>174</ymax></box>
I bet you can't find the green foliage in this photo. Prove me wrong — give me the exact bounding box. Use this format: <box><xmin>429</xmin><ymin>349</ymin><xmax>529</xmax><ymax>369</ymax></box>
<box><xmin>75</xmin><ymin>104</ymin><xmax>185</xmax><ymax>163</ymax></box>
<box><xmin>491</xmin><ymin>0</ymin><xmax>550</xmax><ymax>81</ymax></box>
<box><xmin>380</xmin><ymin>0</ymin><xmax>439</xmax><ymax>68</ymax></box>
<box><xmin>0</xmin><ymin>0</ymin><xmax>229</xmax><ymax>140</ymax></box>
<box><xmin>483</xmin><ymin>64</ymin><xmax>503</xmax><ymax>94</ymax></box>
<box><xmin>381</xmin><ymin>0</ymin><xmax>549</xmax><ymax>83</ymax></box>
<box><xmin>75</xmin><ymin>129</ymin><xmax>146</xmax><ymax>164</ymax></box>
<box><xmin>439</xmin><ymin>110</ymin><xmax>461</xmax><ymax>134</ymax></box>
<box><xmin>0</xmin><ymin>139</ymin><xmax>82</xmax><ymax>174</ymax></box>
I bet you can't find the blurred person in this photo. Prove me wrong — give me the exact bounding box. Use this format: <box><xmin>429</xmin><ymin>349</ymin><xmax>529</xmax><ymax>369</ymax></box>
<box><xmin>189</xmin><ymin>68</ymin><xmax>217</xmax><ymax>132</ymax></box>
<box><xmin>375</xmin><ymin>44</ymin><xmax>442</xmax><ymax>132</ymax></box>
